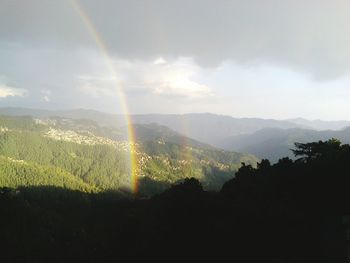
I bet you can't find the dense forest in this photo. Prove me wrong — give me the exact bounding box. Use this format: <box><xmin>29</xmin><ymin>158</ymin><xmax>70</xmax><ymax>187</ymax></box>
<box><xmin>1</xmin><ymin>139</ymin><xmax>349</xmax><ymax>262</ymax></box>
<box><xmin>0</xmin><ymin>116</ymin><xmax>257</xmax><ymax>195</ymax></box>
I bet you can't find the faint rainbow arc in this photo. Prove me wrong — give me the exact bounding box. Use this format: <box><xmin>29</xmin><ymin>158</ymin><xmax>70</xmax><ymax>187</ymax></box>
<box><xmin>70</xmin><ymin>0</ymin><xmax>139</xmax><ymax>193</ymax></box>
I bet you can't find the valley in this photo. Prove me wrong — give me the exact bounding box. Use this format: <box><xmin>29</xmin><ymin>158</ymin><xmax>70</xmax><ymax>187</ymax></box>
<box><xmin>0</xmin><ymin>114</ymin><xmax>258</xmax><ymax>195</ymax></box>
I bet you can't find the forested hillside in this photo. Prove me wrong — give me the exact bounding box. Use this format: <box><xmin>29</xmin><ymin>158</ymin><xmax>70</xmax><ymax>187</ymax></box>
<box><xmin>0</xmin><ymin>156</ymin><xmax>95</xmax><ymax>192</ymax></box>
<box><xmin>0</xmin><ymin>116</ymin><xmax>257</xmax><ymax>195</ymax></box>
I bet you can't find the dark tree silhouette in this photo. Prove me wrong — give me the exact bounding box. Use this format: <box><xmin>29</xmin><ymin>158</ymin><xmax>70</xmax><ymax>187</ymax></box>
<box><xmin>293</xmin><ymin>138</ymin><xmax>342</xmax><ymax>161</ymax></box>
<box><xmin>1</xmin><ymin>140</ymin><xmax>350</xmax><ymax>263</ymax></box>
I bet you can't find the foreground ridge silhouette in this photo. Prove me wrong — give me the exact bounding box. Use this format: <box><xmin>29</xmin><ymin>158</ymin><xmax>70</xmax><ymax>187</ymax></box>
<box><xmin>1</xmin><ymin>139</ymin><xmax>349</xmax><ymax>262</ymax></box>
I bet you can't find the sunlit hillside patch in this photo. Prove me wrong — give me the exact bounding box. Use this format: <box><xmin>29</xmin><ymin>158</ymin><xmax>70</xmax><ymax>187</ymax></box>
<box><xmin>0</xmin><ymin>116</ymin><xmax>258</xmax><ymax>195</ymax></box>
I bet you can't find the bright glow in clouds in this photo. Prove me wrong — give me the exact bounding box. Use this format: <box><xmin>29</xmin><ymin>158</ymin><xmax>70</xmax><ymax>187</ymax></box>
<box><xmin>145</xmin><ymin>59</ymin><xmax>213</xmax><ymax>98</ymax></box>
<box><xmin>154</xmin><ymin>57</ymin><xmax>166</xmax><ymax>65</ymax></box>
<box><xmin>134</xmin><ymin>57</ymin><xmax>213</xmax><ymax>98</ymax></box>
<box><xmin>0</xmin><ymin>84</ymin><xmax>26</xmax><ymax>98</ymax></box>
<box><xmin>77</xmin><ymin>57</ymin><xmax>213</xmax><ymax>100</ymax></box>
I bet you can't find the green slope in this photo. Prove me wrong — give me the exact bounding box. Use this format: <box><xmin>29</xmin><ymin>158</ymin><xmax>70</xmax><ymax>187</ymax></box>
<box><xmin>0</xmin><ymin>130</ymin><xmax>132</xmax><ymax>190</ymax></box>
<box><xmin>0</xmin><ymin>155</ymin><xmax>96</xmax><ymax>192</ymax></box>
<box><xmin>0</xmin><ymin>116</ymin><xmax>258</xmax><ymax>194</ymax></box>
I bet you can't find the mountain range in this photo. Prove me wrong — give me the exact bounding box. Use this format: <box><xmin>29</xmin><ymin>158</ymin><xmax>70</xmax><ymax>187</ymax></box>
<box><xmin>3</xmin><ymin>107</ymin><xmax>350</xmax><ymax>145</ymax></box>
<box><xmin>1</xmin><ymin>107</ymin><xmax>350</xmax><ymax>165</ymax></box>
<box><xmin>218</xmin><ymin>127</ymin><xmax>350</xmax><ymax>162</ymax></box>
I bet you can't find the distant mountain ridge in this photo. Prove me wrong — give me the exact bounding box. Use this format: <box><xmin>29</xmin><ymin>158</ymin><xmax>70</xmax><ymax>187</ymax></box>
<box><xmin>129</xmin><ymin>113</ymin><xmax>305</xmax><ymax>147</ymax></box>
<box><xmin>219</xmin><ymin>127</ymin><xmax>350</xmax><ymax>162</ymax></box>
<box><xmin>2</xmin><ymin>107</ymin><xmax>350</xmax><ymax>154</ymax></box>
<box><xmin>0</xmin><ymin>107</ymin><xmax>307</xmax><ymax>147</ymax></box>
<box><xmin>288</xmin><ymin>118</ymin><xmax>350</xmax><ymax>130</ymax></box>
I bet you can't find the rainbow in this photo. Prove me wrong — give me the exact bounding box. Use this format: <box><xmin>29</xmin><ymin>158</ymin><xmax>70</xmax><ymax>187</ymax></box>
<box><xmin>70</xmin><ymin>0</ymin><xmax>139</xmax><ymax>194</ymax></box>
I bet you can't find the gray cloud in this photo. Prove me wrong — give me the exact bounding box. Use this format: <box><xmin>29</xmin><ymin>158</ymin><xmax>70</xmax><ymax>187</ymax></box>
<box><xmin>1</xmin><ymin>0</ymin><xmax>350</xmax><ymax>79</ymax></box>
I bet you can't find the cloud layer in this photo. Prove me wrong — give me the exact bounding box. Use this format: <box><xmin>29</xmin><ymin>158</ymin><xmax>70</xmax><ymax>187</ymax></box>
<box><xmin>1</xmin><ymin>1</ymin><xmax>350</xmax><ymax>119</ymax></box>
<box><xmin>1</xmin><ymin>0</ymin><xmax>350</xmax><ymax>78</ymax></box>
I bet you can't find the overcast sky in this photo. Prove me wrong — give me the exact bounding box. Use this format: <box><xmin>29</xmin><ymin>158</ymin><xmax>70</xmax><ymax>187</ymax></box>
<box><xmin>1</xmin><ymin>0</ymin><xmax>350</xmax><ymax>120</ymax></box>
